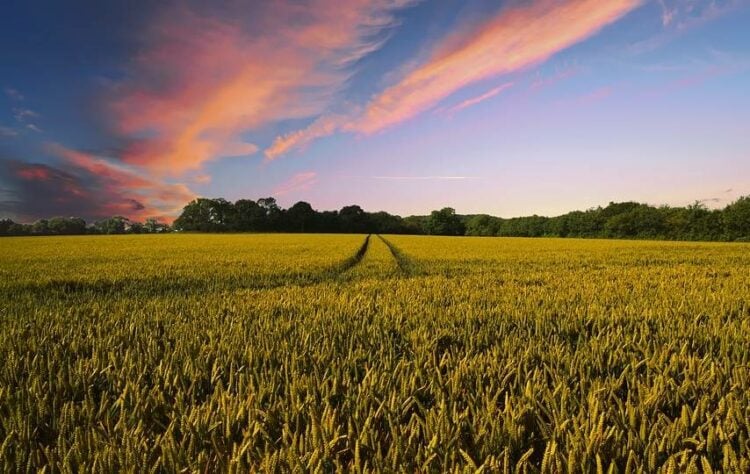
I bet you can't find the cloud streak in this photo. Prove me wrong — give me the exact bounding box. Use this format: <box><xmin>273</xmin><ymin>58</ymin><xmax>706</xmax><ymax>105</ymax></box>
<box><xmin>109</xmin><ymin>0</ymin><xmax>416</xmax><ymax>175</ymax></box>
<box><xmin>265</xmin><ymin>114</ymin><xmax>347</xmax><ymax>161</ymax></box>
<box><xmin>267</xmin><ymin>0</ymin><xmax>642</xmax><ymax>157</ymax></box>
<box><xmin>4</xmin><ymin>88</ymin><xmax>23</xmax><ymax>101</ymax></box>
<box><xmin>370</xmin><ymin>175</ymin><xmax>479</xmax><ymax>180</ymax></box>
<box><xmin>442</xmin><ymin>82</ymin><xmax>514</xmax><ymax>115</ymax></box>
<box><xmin>354</xmin><ymin>0</ymin><xmax>641</xmax><ymax>134</ymax></box>
<box><xmin>50</xmin><ymin>144</ymin><xmax>194</xmax><ymax>220</ymax></box>
<box><xmin>0</xmin><ymin>126</ymin><xmax>18</xmax><ymax>137</ymax></box>
<box><xmin>658</xmin><ymin>0</ymin><xmax>742</xmax><ymax>29</ymax></box>
<box><xmin>273</xmin><ymin>171</ymin><xmax>318</xmax><ymax>196</ymax></box>
<box><xmin>0</xmin><ymin>145</ymin><xmax>195</xmax><ymax>222</ymax></box>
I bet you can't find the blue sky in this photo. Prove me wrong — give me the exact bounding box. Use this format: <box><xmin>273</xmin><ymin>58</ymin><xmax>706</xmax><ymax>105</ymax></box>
<box><xmin>1</xmin><ymin>0</ymin><xmax>749</xmax><ymax>222</ymax></box>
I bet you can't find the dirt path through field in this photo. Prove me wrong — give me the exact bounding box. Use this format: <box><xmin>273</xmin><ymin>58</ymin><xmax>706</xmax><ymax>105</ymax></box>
<box><xmin>376</xmin><ymin>235</ymin><xmax>422</xmax><ymax>276</ymax></box>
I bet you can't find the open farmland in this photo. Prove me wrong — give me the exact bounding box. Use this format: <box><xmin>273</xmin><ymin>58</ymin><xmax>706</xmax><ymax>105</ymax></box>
<box><xmin>1</xmin><ymin>234</ymin><xmax>749</xmax><ymax>472</ymax></box>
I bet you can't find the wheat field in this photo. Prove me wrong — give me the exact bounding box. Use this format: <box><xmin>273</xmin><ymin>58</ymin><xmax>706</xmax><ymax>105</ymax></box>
<box><xmin>1</xmin><ymin>234</ymin><xmax>749</xmax><ymax>472</ymax></box>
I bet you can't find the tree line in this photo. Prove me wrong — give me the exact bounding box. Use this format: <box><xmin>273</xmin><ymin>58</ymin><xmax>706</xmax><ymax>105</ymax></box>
<box><xmin>0</xmin><ymin>216</ymin><xmax>170</xmax><ymax>236</ymax></box>
<box><xmin>1</xmin><ymin>196</ymin><xmax>749</xmax><ymax>241</ymax></box>
<box><xmin>463</xmin><ymin>198</ymin><xmax>750</xmax><ymax>241</ymax></box>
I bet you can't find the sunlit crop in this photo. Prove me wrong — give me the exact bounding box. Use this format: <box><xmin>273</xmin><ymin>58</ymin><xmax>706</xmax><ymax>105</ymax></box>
<box><xmin>1</xmin><ymin>234</ymin><xmax>749</xmax><ymax>472</ymax></box>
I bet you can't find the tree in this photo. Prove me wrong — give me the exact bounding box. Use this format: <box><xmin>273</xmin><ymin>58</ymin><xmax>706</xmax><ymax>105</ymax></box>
<box><xmin>402</xmin><ymin>216</ymin><xmax>427</xmax><ymax>234</ymax></box>
<box><xmin>723</xmin><ymin>196</ymin><xmax>750</xmax><ymax>240</ymax></box>
<box><xmin>562</xmin><ymin>210</ymin><xmax>602</xmax><ymax>237</ymax></box>
<box><xmin>94</xmin><ymin>216</ymin><xmax>129</xmax><ymax>234</ymax></box>
<box><xmin>369</xmin><ymin>211</ymin><xmax>408</xmax><ymax>234</ymax></box>
<box><xmin>233</xmin><ymin>199</ymin><xmax>265</xmax><ymax>231</ymax></box>
<box><xmin>465</xmin><ymin>215</ymin><xmax>499</xmax><ymax>236</ymax></box>
<box><xmin>31</xmin><ymin>219</ymin><xmax>50</xmax><ymax>235</ymax></box>
<box><xmin>173</xmin><ymin>198</ymin><xmax>234</xmax><ymax>232</ymax></box>
<box><xmin>316</xmin><ymin>210</ymin><xmax>340</xmax><ymax>233</ymax></box>
<box><xmin>339</xmin><ymin>205</ymin><xmax>370</xmax><ymax>233</ymax></box>
<box><xmin>0</xmin><ymin>219</ymin><xmax>14</xmax><ymax>235</ymax></box>
<box><xmin>129</xmin><ymin>222</ymin><xmax>144</xmax><ymax>234</ymax></box>
<box><xmin>142</xmin><ymin>218</ymin><xmax>170</xmax><ymax>233</ymax></box>
<box><xmin>604</xmin><ymin>205</ymin><xmax>666</xmax><ymax>239</ymax></box>
<box><xmin>8</xmin><ymin>223</ymin><xmax>29</xmax><ymax>235</ymax></box>
<box><xmin>285</xmin><ymin>201</ymin><xmax>316</xmax><ymax>232</ymax></box>
<box><xmin>47</xmin><ymin>217</ymin><xmax>86</xmax><ymax>235</ymax></box>
<box><xmin>257</xmin><ymin>197</ymin><xmax>282</xmax><ymax>230</ymax></box>
<box><xmin>426</xmin><ymin>207</ymin><xmax>465</xmax><ymax>236</ymax></box>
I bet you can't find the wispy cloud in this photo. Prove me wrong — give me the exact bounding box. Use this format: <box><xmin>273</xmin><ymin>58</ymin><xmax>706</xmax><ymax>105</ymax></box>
<box><xmin>193</xmin><ymin>174</ymin><xmax>212</xmax><ymax>185</ymax></box>
<box><xmin>273</xmin><ymin>171</ymin><xmax>318</xmax><ymax>196</ymax></box>
<box><xmin>529</xmin><ymin>64</ymin><xmax>581</xmax><ymax>90</ymax></box>
<box><xmin>630</xmin><ymin>0</ymin><xmax>744</xmax><ymax>55</ymax></box>
<box><xmin>658</xmin><ymin>0</ymin><xmax>742</xmax><ymax>29</ymax></box>
<box><xmin>352</xmin><ymin>0</ymin><xmax>641</xmax><ymax>134</ymax></box>
<box><xmin>13</xmin><ymin>108</ymin><xmax>38</xmax><ymax>122</ymax></box>
<box><xmin>696</xmin><ymin>187</ymin><xmax>739</xmax><ymax>207</ymax></box>
<box><xmin>639</xmin><ymin>49</ymin><xmax>750</xmax><ymax>99</ymax></box>
<box><xmin>266</xmin><ymin>0</ymin><xmax>642</xmax><ymax>157</ymax></box>
<box><xmin>12</xmin><ymin>143</ymin><xmax>198</xmax><ymax>222</ymax></box>
<box><xmin>441</xmin><ymin>82</ymin><xmax>514</xmax><ymax>115</ymax></box>
<box><xmin>11</xmin><ymin>107</ymin><xmax>43</xmax><ymax>133</ymax></box>
<box><xmin>4</xmin><ymin>87</ymin><xmax>23</xmax><ymax>101</ymax></box>
<box><xmin>265</xmin><ymin>114</ymin><xmax>346</xmax><ymax>161</ymax></box>
<box><xmin>370</xmin><ymin>175</ymin><xmax>479</xmax><ymax>180</ymax></box>
<box><xmin>109</xmin><ymin>0</ymin><xmax>416</xmax><ymax>175</ymax></box>
<box><xmin>0</xmin><ymin>126</ymin><xmax>18</xmax><ymax>137</ymax></box>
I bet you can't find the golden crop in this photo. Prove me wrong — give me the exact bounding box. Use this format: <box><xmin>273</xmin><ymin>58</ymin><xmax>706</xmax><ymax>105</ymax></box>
<box><xmin>1</xmin><ymin>234</ymin><xmax>748</xmax><ymax>472</ymax></box>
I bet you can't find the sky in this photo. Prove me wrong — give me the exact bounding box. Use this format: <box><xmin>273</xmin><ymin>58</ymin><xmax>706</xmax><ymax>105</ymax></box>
<box><xmin>1</xmin><ymin>0</ymin><xmax>749</xmax><ymax>223</ymax></box>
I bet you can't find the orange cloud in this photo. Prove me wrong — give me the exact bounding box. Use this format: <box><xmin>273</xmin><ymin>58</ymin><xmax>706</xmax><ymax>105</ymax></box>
<box><xmin>193</xmin><ymin>174</ymin><xmax>212</xmax><ymax>185</ymax></box>
<box><xmin>111</xmin><ymin>1</ymin><xmax>415</xmax><ymax>175</ymax></box>
<box><xmin>273</xmin><ymin>172</ymin><xmax>318</xmax><ymax>196</ymax></box>
<box><xmin>47</xmin><ymin>143</ymin><xmax>195</xmax><ymax>221</ymax></box>
<box><xmin>265</xmin><ymin>0</ymin><xmax>642</xmax><ymax>158</ymax></box>
<box><xmin>265</xmin><ymin>114</ymin><xmax>346</xmax><ymax>160</ymax></box>
<box><xmin>353</xmin><ymin>0</ymin><xmax>641</xmax><ymax>134</ymax></box>
<box><xmin>16</xmin><ymin>164</ymin><xmax>54</xmax><ymax>181</ymax></box>
<box><xmin>442</xmin><ymin>82</ymin><xmax>514</xmax><ymax>115</ymax></box>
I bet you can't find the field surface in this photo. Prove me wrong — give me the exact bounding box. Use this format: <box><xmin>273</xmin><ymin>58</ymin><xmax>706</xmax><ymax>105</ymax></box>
<box><xmin>1</xmin><ymin>234</ymin><xmax>749</xmax><ymax>472</ymax></box>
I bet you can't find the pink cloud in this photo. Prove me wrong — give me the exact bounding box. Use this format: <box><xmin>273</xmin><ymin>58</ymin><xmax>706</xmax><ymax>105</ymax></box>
<box><xmin>265</xmin><ymin>114</ymin><xmax>346</xmax><ymax>160</ymax></box>
<box><xmin>16</xmin><ymin>164</ymin><xmax>54</xmax><ymax>181</ymax></box>
<box><xmin>273</xmin><ymin>172</ymin><xmax>318</xmax><ymax>196</ymax></box>
<box><xmin>193</xmin><ymin>174</ymin><xmax>212</xmax><ymax>185</ymax></box>
<box><xmin>442</xmin><ymin>82</ymin><xmax>514</xmax><ymax>115</ymax></box>
<box><xmin>109</xmin><ymin>1</ymin><xmax>415</xmax><ymax>175</ymax></box>
<box><xmin>45</xmin><ymin>143</ymin><xmax>196</xmax><ymax>221</ymax></box>
<box><xmin>353</xmin><ymin>0</ymin><xmax>641</xmax><ymax>134</ymax></box>
<box><xmin>371</xmin><ymin>175</ymin><xmax>478</xmax><ymax>180</ymax></box>
<box><xmin>265</xmin><ymin>0</ymin><xmax>642</xmax><ymax>157</ymax></box>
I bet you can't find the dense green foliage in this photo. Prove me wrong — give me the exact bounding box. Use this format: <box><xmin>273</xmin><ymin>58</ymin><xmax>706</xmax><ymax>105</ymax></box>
<box><xmin>1</xmin><ymin>234</ymin><xmax>749</xmax><ymax>472</ymax></box>
<box><xmin>2</xmin><ymin>196</ymin><xmax>749</xmax><ymax>241</ymax></box>
<box><xmin>172</xmin><ymin>196</ymin><xmax>750</xmax><ymax>241</ymax></box>
<box><xmin>464</xmin><ymin>198</ymin><xmax>750</xmax><ymax>241</ymax></box>
<box><xmin>0</xmin><ymin>216</ymin><xmax>169</xmax><ymax>236</ymax></box>
<box><xmin>171</xmin><ymin>198</ymin><xmax>421</xmax><ymax>235</ymax></box>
